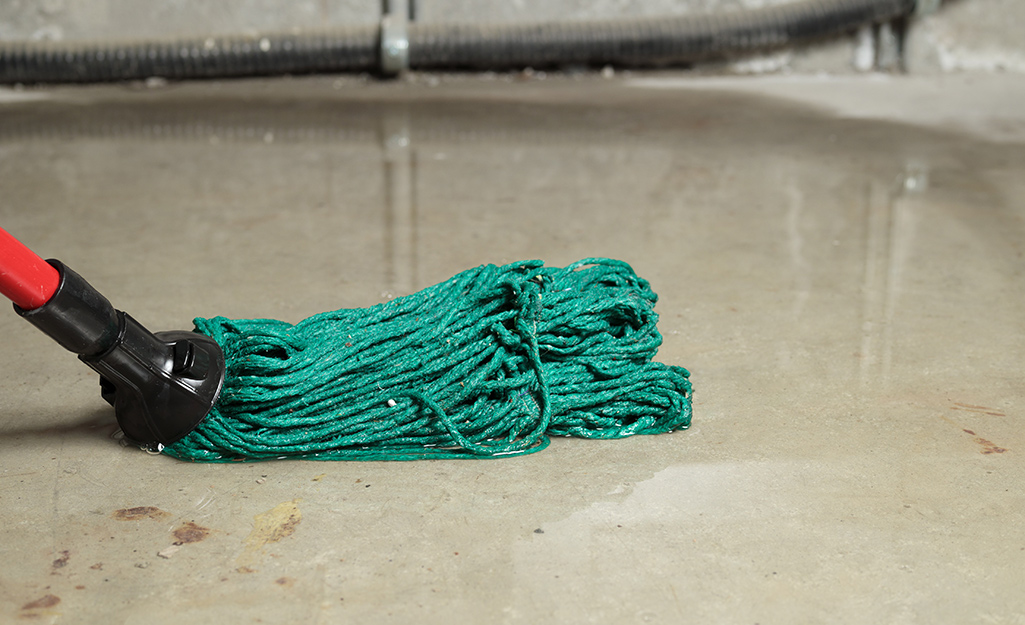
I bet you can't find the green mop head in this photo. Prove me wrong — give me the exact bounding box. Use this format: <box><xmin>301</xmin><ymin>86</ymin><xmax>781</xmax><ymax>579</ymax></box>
<box><xmin>163</xmin><ymin>258</ymin><xmax>692</xmax><ymax>462</ymax></box>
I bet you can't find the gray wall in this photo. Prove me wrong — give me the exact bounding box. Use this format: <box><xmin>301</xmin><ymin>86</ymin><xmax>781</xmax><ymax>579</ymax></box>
<box><xmin>1</xmin><ymin>0</ymin><xmax>1022</xmax><ymax>74</ymax></box>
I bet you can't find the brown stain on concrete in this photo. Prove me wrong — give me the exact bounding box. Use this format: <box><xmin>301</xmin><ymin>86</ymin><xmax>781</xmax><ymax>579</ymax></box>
<box><xmin>51</xmin><ymin>550</ymin><xmax>70</xmax><ymax>571</ymax></box>
<box><xmin>951</xmin><ymin>401</ymin><xmax>1005</xmax><ymax>417</ymax></box>
<box><xmin>976</xmin><ymin>437</ymin><xmax>1008</xmax><ymax>455</ymax></box>
<box><xmin>173</xmin><ymin>521</ymin><xmax>211</xmax><ymax>545</ymax></box>
<box><xmin>112</xmin><ymin>506</ymin><xmax>171</xmax><ymax>521</ymax></box>
<box><xmin>21</xmin><ymin>595</ymin><xmax>60</xmax><ymax>610</ymax></box>
<box><xmin>962</xmin><ymin>429</ymin><xmax>1008</xmax><ymax>455</ymax></box>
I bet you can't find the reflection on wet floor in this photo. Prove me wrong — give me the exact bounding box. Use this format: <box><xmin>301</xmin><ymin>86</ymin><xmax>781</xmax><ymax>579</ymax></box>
<box><xmin>0</xmin><ymin>77</ymin><xmax>1023</xmax><ymax>623</ymax></box>
<box><xmin>3</xmin><ymin>83</ymin><xmax>1020</xmax><ymax>317</ymax></box>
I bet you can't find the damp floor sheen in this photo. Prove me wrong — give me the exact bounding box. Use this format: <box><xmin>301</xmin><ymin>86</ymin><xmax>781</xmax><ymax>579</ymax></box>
<box><xmin>0</xmin><ymin>73</ymin><xmax>1023</xmax><ymax>624</ymax></box>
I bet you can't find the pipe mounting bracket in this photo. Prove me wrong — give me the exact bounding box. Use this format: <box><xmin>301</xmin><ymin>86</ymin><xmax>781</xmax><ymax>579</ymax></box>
<box><xmin>380</xmin><ymin>0</ymin><xmax>410</xmax><ymax>75</ymax></box>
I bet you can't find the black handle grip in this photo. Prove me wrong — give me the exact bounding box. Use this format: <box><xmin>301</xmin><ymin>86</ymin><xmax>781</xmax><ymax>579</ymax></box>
<box><xmin>15</xmin><ymin>260</ymin><xmax>224</xmax><ymax>450</ymax></box>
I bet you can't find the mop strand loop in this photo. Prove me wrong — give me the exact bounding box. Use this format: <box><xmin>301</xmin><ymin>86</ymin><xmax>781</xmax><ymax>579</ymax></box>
<box><xmin>163</xmin><ymin>258</ymin><xmax>692</xmax><ymax>462</ymax></box>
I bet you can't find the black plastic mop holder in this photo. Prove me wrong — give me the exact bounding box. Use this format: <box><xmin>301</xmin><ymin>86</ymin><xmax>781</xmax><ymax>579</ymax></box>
<box><xmin>15</xmin><ymin>260</ymin><xmax>224</xmax><ymax>451</ymax></box>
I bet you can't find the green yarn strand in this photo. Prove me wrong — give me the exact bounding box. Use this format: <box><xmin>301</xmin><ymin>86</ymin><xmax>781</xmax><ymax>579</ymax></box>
<box><xmin>162</xmin><ymin>258</ymin><xmax>691</xmax><ymax>462</ymax></box>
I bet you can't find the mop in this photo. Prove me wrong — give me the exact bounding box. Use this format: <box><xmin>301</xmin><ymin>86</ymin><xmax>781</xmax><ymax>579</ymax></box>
<box><xmin>0</xmin><ymin>226</ymin><xmax>691</xmax><ymax>461</ymax></box>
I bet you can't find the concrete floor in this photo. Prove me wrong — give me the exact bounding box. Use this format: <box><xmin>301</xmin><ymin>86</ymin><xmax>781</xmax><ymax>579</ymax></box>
<box><xmin>0</xmin><ymin>72</ymin><xmax>1023</xmax><ymax>623</ymax></box>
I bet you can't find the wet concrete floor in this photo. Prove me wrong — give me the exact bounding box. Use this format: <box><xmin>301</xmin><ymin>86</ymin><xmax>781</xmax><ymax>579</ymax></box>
<box><xmin>0</xmin><ymin>73</ymin><xmax>1023</xmax><ymax>623</ymax></box>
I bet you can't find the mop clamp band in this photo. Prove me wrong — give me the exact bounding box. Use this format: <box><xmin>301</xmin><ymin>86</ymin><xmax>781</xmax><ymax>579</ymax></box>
<box><xmin>15</xmin><ymin>260</ymin><xmax>224</xmax><ymax>451</ymax></box>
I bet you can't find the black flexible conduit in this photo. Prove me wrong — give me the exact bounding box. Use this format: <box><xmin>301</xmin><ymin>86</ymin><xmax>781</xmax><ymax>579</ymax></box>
<box><xmin>0</xmin><ymin>0</ymin><xmax>915</xmax><ymax>84</ymax></box>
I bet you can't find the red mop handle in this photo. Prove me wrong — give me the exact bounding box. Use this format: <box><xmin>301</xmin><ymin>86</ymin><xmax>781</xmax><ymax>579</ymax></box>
<box><xmin>0</xmin><ymin>226</ymin><xmax>60</xmax><ymax>310</ymax></box>
<box><xmin>2</xmin><ymin>228</ymin><xmax>225</xmax><ymax>449</ymax></box>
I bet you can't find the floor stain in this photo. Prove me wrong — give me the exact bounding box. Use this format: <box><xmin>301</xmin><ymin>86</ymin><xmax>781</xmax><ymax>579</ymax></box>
<box><xmin>976</xmin><ymin>437</ymin><xmax>1008</xmax><ymax>455</ymax></box>
<box><xmin>962</xmin><ymin>429</ymin><xmax>1008</xmax><ymax>455</ymax></box>
<box><xmin>51</xmin><ymin>550</ymin><xmax>70</xmax><ymax>571</ymax></box>
<box><xmin>173</xmin><ymin>521</ymin><xmax>211</xmax><ymax>545</ymax></box>
<box><xmin>951</xmin><ymin>402</ymin><xmax>1006</xmax><ymax>417</ymax></box>
<box><xmin>245</xmin><ymin>500</ymin><xmax>302</xmax><ymax>549</ymax></box>
<box><xmin>21</xmin><ymin>595</ymin><xmax>60</xmax><ymax>610</ymax></box>
<box><xmin>112</xmin><ymin>506</ymin><xmax>171</xmax><ymax>521</ymax></box>
<box><xmin>275</xmin><ymin>576</ymin><xmax>295</xmax><ymax>587</ymax></box>
<box><xmin>235</xmin><ymin>499</ymin><xmax>302</xmax><ymax>572</ymax></box>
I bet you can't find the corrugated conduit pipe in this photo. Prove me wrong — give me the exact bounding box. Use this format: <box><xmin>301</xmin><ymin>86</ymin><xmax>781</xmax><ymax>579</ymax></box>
<box><xmin>0</xmin><ymin>0</ymin><xmax>916</xmax><ymax>84</ymax></box>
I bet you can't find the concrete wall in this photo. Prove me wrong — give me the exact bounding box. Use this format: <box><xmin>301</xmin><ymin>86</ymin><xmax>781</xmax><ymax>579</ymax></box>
<box><xmin>0</xmin><ymin>0</ymin><xmax>376</xmax><ymax>42</ymax></box>
<box><xmin>413</xmin><ymin>0</ymin><xmax>800</xmax><ymax>23</ymax></box>
<box><xmin>1</xmin><ymin>0</ymin><xmax>1022</xmax><ymax>75</ymax></box>
<box><xmin>906</xmin><ymin>0</ymin><xmax>1025</xmax><ymax>72</ymax></box>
